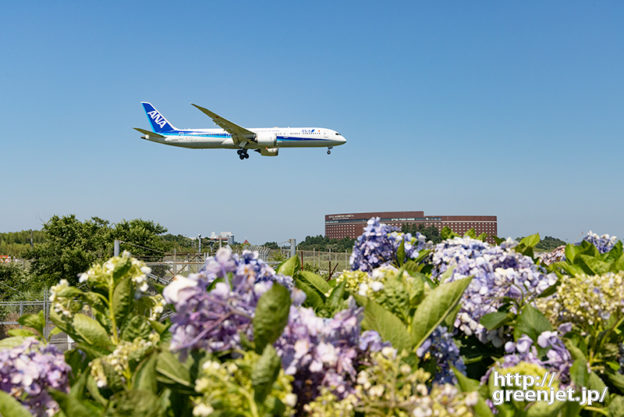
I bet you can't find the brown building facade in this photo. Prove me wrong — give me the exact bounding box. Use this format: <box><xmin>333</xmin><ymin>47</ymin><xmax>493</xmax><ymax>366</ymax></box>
<box><xmin>325</xmin><ymin>211</ymin><xmax>497</xmax><ymax>242</ymax></box>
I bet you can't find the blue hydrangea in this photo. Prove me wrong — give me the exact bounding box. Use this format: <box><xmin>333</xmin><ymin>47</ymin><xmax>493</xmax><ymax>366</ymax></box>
<box><xmin>582</xmin><ymin>231</ymin><xmax>618</xmax><ymax>254</ymax></box>
<box><xmin>163</xmin><ymin>247</ymin><xmax>300</xmax><ymax>357</ymax></box>
<box><xmin>482</xmin><ymin>324</ymin><xmax>573</xmax><ymax>387</ymax></box>
<box><xmin>350</xmin><ymin>217</ymin><xmax>428</xmax><ymax>273</ymax></box>
<box><xmin>416</xmin><ymin>326</ymin><xmax>466</xmax><ymax>384</ymax></box>
<box><xmin>431</xmin><ymin>237</ymin><xmax>557</xmax><ymax>346</ymax></box>
<box><xmin>274</xmin><ymin>300</ymin><xmax>387</xmax><ymax>402</ymax></box>
<box><xmin>0</xmin><ymin>339</ymin><xmax>71</xmax><ymax>417</ymax></box>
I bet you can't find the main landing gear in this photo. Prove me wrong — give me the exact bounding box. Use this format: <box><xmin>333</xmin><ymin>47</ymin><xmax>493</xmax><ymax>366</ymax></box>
<box><xmin>237</xmin><ymin>149</ymin><xmax>249</xmax><ymax>160</ymax></box>
<box><xmin>327</xmin><ymin>146</ymin><xmax>333</xmax><ymax>155</ymax></box>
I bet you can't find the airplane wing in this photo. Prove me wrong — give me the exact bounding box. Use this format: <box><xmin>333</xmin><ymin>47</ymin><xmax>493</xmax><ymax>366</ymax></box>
<box><xmin>134</xmin><ymin>128</ymin><xmax>165</xmax><ymax>138</ymax></box>
<box><xmin>191</xmin><ymin>104</ymin><xmax>256</xmax><ymax>145</ymax></box>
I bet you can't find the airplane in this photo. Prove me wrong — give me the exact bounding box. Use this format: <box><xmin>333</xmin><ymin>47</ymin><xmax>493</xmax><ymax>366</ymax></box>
<box><xmin>134</xmin><ymin>102</ymin><xmax>347</xmax><ymax>160</ymax></box>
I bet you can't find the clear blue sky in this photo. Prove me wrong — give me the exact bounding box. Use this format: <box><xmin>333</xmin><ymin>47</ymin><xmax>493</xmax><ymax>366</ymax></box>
<box><xmin>1</xmin><ymin>1</ymin><xmax>622</xmax><ymax>244</ymax></box>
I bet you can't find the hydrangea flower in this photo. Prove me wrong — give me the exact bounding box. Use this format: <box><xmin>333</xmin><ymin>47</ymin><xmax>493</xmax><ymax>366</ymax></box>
<box><xmin>431</xmin><ymin>237</ymin><xmax>557</xmax><ymax>345</ymax></box>
<box><xmin>538</xmin><ymin>271</ymin><xmax>624</xmax><ymax>333</ymax></box>
<box><xmin>274</xmin><ymin>301</ymin><xmax>387</xmax><ymax>403</ymax></box>
<box><xmin>483</xmin><ymin>325</ymin><xmax>572</xmax><ymax>387</ymax></box>
<box><xmin>0</xmin><ymin>339</ymin><xmax>71</xmax><ymax>417</ymax></box>
<box><xmin>305</xmin><ymin>349</ymin><xmax>476</xmax><ymax>417</ymax></box>
<box><xmin>582</xmin><ymin>231</ymin><xmax>618</xmax><ymax>254</ymax></box>
<box><xmin>349</xmin><ymin>217</ymin><xmax>427</xmax><ymax>273</ymax></box>
<box><xmin>416</xmin><ymin>326</ymin><xmax>466</xmax><ymax>384</ymax></box>
<box><xmin>537</xmin><ymin>245</ymin><xmax>566</xmax><ymax>266</ymax></box>
<box><xmin>193</xmin><ymin>352</ymin><xmax>295</xmax><ymax>417</ymax></box>
<box><xmin>164</xmin><ymin>247</ymin><xmax>299</xmax><ymax>357</ymax></box>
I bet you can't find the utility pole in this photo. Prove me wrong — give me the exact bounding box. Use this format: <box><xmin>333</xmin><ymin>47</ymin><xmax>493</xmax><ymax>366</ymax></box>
<box><xmin>114</xmin><ymin>240</ymin><xmax>120</xmax><ymax>256</ymax></box>
<box><xmin>289</xmin><ymin>239</ymin><xmax>296</xmax><ymax>258</ymax></box>
<box><xmin>198</xmin><ymin>235</ymin><xmax>202</xmax><ymax>254</ymax></box>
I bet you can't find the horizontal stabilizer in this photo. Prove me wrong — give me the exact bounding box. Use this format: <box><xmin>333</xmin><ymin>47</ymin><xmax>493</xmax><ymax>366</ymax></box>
<box><xmin>134</xmin><ymin>128</ymin><xmax>165</xmax><ymax>138</ymax></box>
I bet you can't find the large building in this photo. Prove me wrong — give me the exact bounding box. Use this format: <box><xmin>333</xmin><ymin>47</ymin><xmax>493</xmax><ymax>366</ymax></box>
<box><xmin>325</xmin><ymin>211</ymin><xmax>497</xmax><ymax>241</ymax></box>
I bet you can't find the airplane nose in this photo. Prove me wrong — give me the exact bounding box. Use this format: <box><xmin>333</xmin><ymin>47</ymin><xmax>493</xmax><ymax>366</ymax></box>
<box><xmin>341</xmin><ymin>136</ymin><xmax>347</xmax><ymax>144</ymax></box>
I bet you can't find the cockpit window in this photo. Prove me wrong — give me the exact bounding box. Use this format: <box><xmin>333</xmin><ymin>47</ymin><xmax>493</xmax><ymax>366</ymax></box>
<box><xmin>335</xmin><ymin>132</ymin><xmax>341</xmax><ymax>135</ymax></box>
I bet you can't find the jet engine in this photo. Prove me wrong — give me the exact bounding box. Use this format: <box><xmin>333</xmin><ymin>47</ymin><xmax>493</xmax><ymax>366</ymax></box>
<box><xmin>255</xmin><ymin>132</ymin><xmax>277</xmax><ymax>147</ymax></box>
<box><xmin>258</xmin><ymin>147</ymin><xmax>279</xmax><ymax>156</ymax></box>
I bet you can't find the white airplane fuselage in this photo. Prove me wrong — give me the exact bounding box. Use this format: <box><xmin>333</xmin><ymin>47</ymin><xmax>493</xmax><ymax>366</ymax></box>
<box><xmin>141</xmin><ymin>127</ymin><xmax>346</xmax><ymax>150</ymax></box>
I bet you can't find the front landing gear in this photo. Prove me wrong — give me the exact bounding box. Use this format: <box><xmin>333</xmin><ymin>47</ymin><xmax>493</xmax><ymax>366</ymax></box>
<box><xmin>327</xmin><ymin>146</ymin><xmax>333</xmax><ymax>155</ymax></box>
<box><xmin>237</xmin><ymin>149</ymin><xmax>249</xmax><ymax>160</ymax></box>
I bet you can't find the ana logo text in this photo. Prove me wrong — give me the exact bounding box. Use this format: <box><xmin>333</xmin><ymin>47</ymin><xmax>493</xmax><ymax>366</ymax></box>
<box><xmin>147</xmin><ymin>110</ymin><xmax>167</xmax><ymax>129</ymax></box>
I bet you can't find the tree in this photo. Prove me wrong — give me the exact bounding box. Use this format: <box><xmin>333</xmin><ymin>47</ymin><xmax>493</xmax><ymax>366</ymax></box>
<box><xmin>112</xmin><ymin>219</ymin><xmax>168</xmax><ymax>259</ymax></box>
<box><xmin>26</xmin><ymin>215</ymin><xmax>111</xmax><ymax>287</ymax></box>
<box><xmin>401</xmin><ymin>224</ymin><xmax>442</xmax><ymax>244</ymax></box>
<box><xmin>26</xmin><ymin>215</ymin><xmax>168</xmax><ymax>286</ymax></box>
<box><xmin>0</xmin><ymin>262</ymin><xmax>33</xmax><ymax>300</ymax></box>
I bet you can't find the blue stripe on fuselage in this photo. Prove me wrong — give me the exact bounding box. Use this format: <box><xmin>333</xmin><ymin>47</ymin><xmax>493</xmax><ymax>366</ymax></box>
<box><xmin>159</xmin><ymin>132</ymin><xmax>331</xmax><ymax>142</ymax></box>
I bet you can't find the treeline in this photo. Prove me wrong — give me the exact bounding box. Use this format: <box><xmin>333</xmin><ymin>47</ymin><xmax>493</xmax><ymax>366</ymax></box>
<box><xmin>0</xmin><ymin>230</ymin><xmax>46</xmax><ymax>257</ymax></box>
<box><xmin>297</xmin><ymin>235</ymin><xmax>356</xmax><ymax>252</ymax></box>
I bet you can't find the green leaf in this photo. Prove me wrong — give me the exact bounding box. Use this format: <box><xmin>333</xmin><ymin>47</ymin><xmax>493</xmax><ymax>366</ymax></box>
<box><xmin>480</xmin><ymin>312</ymin><xmax>512</xmax><ymax>331</ymax></box>
<box><xmin>411</xmin><ymin>277</ymin><xmax>472</xmax><ymax>350</ymax></box>
<box><xmin>112</xmin><ymin>256</ymin><xmax>132</xmax><ymax>282</ymax></box>
<box><xmin>608</xmin><ymin>396</ymin><xmax>624</xmax><ymax>417</ymax></box>
<box><xmin>72</xmin><ymin>313</ymin><xmax>114</xmax><ymax>353</ymax></box>
<box><xmin>576</xmin><ymin>254</ymin><xmax>610</xmax><ymax>275</ymax></box>
<box><xmin>587</xmin><ymin>371</ymin><xmax>607</xmax><ymax>392</ymax></box>
<box><xmin>17</xmin><ymin>310</ymin><xmax>45</xmax><ymax>336</ymax></box>
<box><xmin>253</xmin><ymin>284</ymin><xmax>291</xmax><ymax>353</ymax></box>
<box><xmin>357</xmin><ymin>296</ymin><xmax>413</xmax><ymax>351</ymax></box>
<box><xmin>564</xmin><ymin>244</ymin><xmax>580</xmax><ymax>263</ymax></box>
<box><xmin>441</xmin><ymin>226</ymin><xmax>458</xmax><ymax>240</ymax></box>
<box><xmin>606</xmin><ymin>371</ymin><xmax>624</xmax><ymax>393</ymax></box>
<box><xmin>121</xmin><ymin>315</ymin><xmax>152</xmax><ymax>341</ymax></box>
<box><xmin>0</xmin><ymin>390</ymin><xmax>34</xmax><ymax>417</ymax></box>
<box><xmin>133</xmin><ymin>353</ymin><xmax>158</xmax><ymax>392</ymax></box>
<box><xmin>8</xmin><ymin>328</ymin><xmax>38</xmax><ymax>338</ymax></box>
<box><xmin>569</xmin><ymin>358</ymin><xmax>588</xmax><ymax>388</ymax></box>
<box><xmin>519</xmin><ymin>234</ymin><xmax>540</xmax><ymax>248</ymax></box>
<box><xmin>106</xmin><ymin>389</ymin><xmax>163</xmax><ymax>417</ymax></box>
<box><xmin>156</xmin><ymin>350</ymin><xmax>192</xmax><ymax>388</ymax></box>
<box><xmin>297</xmin><ymin>270</ymin><xmax>331</xmax><ymax>295</ymax></box>
<box><xmin>0</xmin><ymin>336</ymin><xmax>28</xmax><ymax>350</ymax></box>
<box><xmin>327</xmin><ymin>280</ymin><xmax>346</xmax><ymax>311</ymax></box>
<box><xmin>112</xmin><ymin>276</ymin><xmax>134</xmax><ymax>326</ymax></box>
<box><xmin>513</xmin><ymin>305</ymin><xmax>552</xmax><ymax>342</ymax></box>
<box><xmin>396</xmin><ymin>239</ymin><xmax>406</xmax><ymax>266</ymax></box>
<box><xmin>252</xmin><ymin>345</ymin><xmax>281</xmax><ymax>404</ymax></box>
<box><xmin>86</xmin><ymin>374</ymin><xmax>107</xmax><ymax>406</ymax></box>
<box><xmin>452</xmin><ymin>368</ymin><xmax>494</xmax><ymax>417</ymax></box>
<box><xmin>296</xmin><ymin>280</ymin><xmax>324</xmax><ymax>310</ymax></box>
<box><xmin>49</xmin><ymin>389</ymin><xmax>99</xmax><ymax>417</ymax></box>
<box><xmin>277</xmin><ymin>255</ymin><xmax>300</xmax><ymax>277</ymax></box>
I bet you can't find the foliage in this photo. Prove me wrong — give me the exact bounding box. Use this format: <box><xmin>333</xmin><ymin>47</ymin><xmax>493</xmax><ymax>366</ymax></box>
<box><xmin>2</xmin><ymin>218</ymin><xmax>624</xmax><ymax>417</ymax></box>
<box><xmin>0</xmin><ymin>262</ymin><xmax>37</xmax><ymax>299</ymax></box>
<box><xmin>0</xmin><ymin>230</ymin><xmax>45</xmax><ymax>258</ymax></box>
<box><xmin>297</xmin><ymin>235</ymin><xmax>355</xmax><ymax>252</ymax></box>
<box><xmin>26</xmin><ymin>215</ymin><xmax>168</xmax><ymax>287</ymax></box>
<box><xmin>401</xmin><ymin>223</ymin><xmax>443</xmax><ymax>244</ymax></box>
<box><xmin>535</xmin><ymin>236</ymin><xmax>567</xmax><ymax>251</ymax></box>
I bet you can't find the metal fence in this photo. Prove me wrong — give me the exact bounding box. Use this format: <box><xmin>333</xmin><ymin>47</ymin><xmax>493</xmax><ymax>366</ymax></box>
<box><xmin>142</xmin><ymin>248</ymin><xmax>351</xmax><ymax>283</ymax></box>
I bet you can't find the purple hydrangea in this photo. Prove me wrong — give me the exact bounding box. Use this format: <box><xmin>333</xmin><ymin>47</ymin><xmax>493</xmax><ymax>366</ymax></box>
<box><xmin>197</xmin><ymin>248</ymin><xmax>293</xmax><ymax>289</ymax></box>
<box><xmin>163</xmin><ymin>248</ymin><xmax>298</xmax><ymax>357</ymax></box>
<box><xmin>483</xmin><ymin>325</ymin><xmax>572</xmax><ymax>386</ymax></box>
<box><xmin>416</xmin><ymin>326</ymin><xmax>466</xmax><ymax>384</ymax></box>
<box><xmin>350</xmin><ymin>217</ymin><xmax>427</xmax><ymax>273</ymax></box>
<box><xmin>431</xmin><ymin>237</ymin><xmax>557</xmax><ymax>346</ymax></box>
<box><xmin>274</xmin><ymin>301</ymin><xmax>387</xmax><ymax>403</ymax></box>
<box><xmin>582</xmin><ymin>231</ymin><xmax>618</xmax><ymax>254</ymax></box>
<box><xmin>0</xmin><ymin>338</ymin><xmax>71</xmax><ymax>417</ymax></box>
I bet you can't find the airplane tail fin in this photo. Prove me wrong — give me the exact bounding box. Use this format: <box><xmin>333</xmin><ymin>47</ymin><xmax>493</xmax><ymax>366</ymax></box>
<box><xmin>141</xmin><ymin>102</ymin><xmax>178</xmax><ymax>133</ymax></box>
